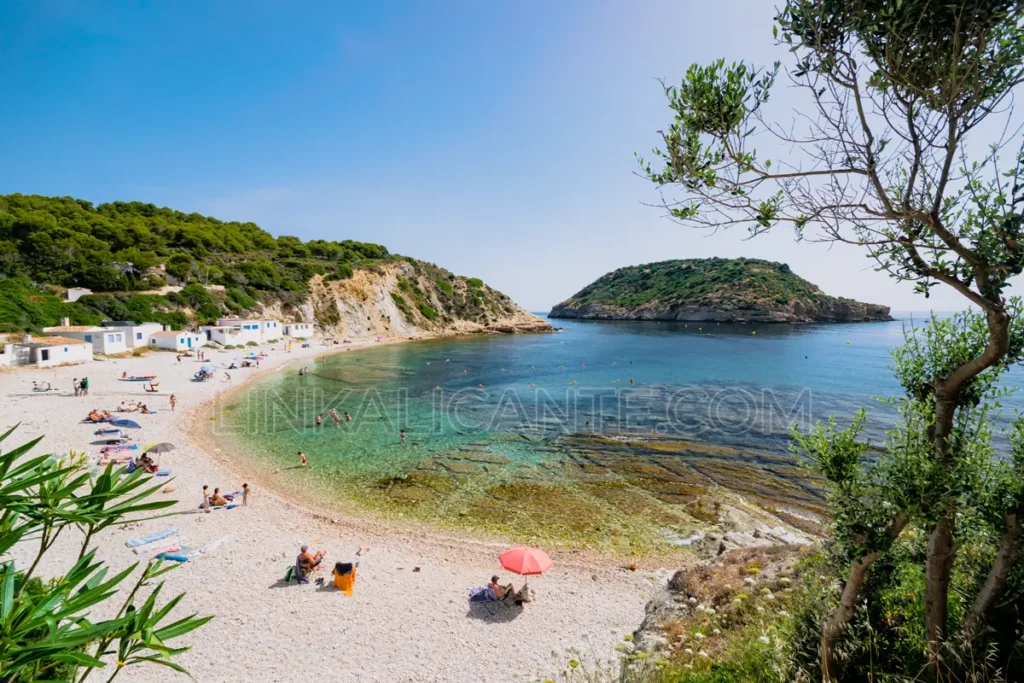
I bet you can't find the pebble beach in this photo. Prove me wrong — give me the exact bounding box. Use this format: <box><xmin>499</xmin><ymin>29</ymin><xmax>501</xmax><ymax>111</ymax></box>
<box><xmin>1</xmin><ymin>339</ymin><xmax>649</xmax><ymax>683</ymax></box>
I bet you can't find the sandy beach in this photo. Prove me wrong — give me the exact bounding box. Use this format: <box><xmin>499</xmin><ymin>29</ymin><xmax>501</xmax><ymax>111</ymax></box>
<box><xmin>2</xmin><ymin>339</ymin><xmax>650</xmax><ymax>683</ymax></box>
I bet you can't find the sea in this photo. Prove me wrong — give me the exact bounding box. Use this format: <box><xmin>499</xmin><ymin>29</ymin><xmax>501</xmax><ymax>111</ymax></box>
<box><xmin>220</xmin><ymin>313</ymin><xmax>1022</xmax><ymax>553</ymax></box>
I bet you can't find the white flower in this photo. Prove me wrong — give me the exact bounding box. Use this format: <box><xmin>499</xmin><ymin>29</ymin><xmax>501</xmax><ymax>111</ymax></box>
<box><xmin>712</xmin><ymin>628</ymin><xmax>721</xmax><ymax>635</ymax></box>
<box><xmin>684</xmin><ymin>648</ymin><xmax>693</xmax><ymax>655</ymax></box>
<box><xmin>765</xmin><ymin>593</ymin><xmax>776</xmax><ymax>600</ymax></box>
<box><xmin>706</xmin><ymin>607</ymin><xmax>716</xmax><ymax>615</ymax></box>
<box><xmin>696</xmin><ymin>604</ymin><xmax>706</xmax><ymax>612</ymax></box>
<box><xmin>688</xmin><ymin>596</ymin><xmax>698</xmax><ymax>604</ymax></box>
<box><xmin>779</xmin><ymin>577</ymin><xmax>791</xmax><ymax>585</ymax></box>
<box><xmin>693</xmin><ymin>632</ymin><xmax>705</xmax><ymax>640</ymax></box>
<box><xmin>698</xmin><ymin>650</ymin><xmax>709</xmax><ymax>658</ymax></box>
<box><xmin>779</xmin><ymin>610</ymin><xmax>790</xmax><ymax>618</ymax></box>
<box><xmin>743</xmin><ymin>577</ymin><xmax>756</xmax><ymax>585</ymax></box>
<box><xmin>758</xmin><ymin>636</ymin><xmax>771</xmax><ymax>645</ymax></box>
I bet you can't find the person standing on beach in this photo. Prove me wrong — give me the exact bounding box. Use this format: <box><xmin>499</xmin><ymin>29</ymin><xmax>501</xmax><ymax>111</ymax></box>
<box><xmin>169</xmin><ymin>394</ymin><xmax>177</xmax><ymax>411</ymax></box>
<box><xmin>81</xmin><ymin>377</ymin><xmax>89</xmax><ymax>396</ymax></box>
<box><xmin>202</xmin><ymin>485</ymin><xmax>210</xmax><ymax>513</ymax></box>
<box><xmin>400</xmin><ymin>429</ymin><xmax>406</xmax><ymax>444</ymax></box>
<box><xmin>223</xmin><ymin>372</ymin><xmax>231</xmax><ymax>383</ymax></box>
<box><xmin>242</xmin><ymin>483</ymin><xmax>250</xmax><ymax>506</ymax></box>
<box><xmin>73</xmin><ymin>378</ymin><xmax>79</xmax><ymax>397</ymax></box>
<box><xmin>298</xmin><ymin>451</ymin><xmax>307</xmax><ymax>467</ymax></box>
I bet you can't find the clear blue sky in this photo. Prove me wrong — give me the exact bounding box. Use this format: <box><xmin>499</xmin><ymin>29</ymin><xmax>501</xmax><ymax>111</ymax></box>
<box><xmin>0</xmin><ymin>0</ymin><xmax>990</xmax><ymax>311</ymax></box>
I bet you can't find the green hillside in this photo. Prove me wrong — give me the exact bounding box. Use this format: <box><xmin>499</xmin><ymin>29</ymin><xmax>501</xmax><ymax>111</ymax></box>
<box><xmin>564</xmin><ymin>258</ymin><xmax>823</xmax><ymax>309</ymax></box>
<box><xmin>0</xmin><ymin>194</ymin><xmax>492</xmax><ymax>332</ymax></box>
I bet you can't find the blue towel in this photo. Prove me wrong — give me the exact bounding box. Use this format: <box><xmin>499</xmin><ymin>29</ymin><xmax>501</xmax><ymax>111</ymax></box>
<box><xmin>468</xmin><ymin>586</ymin><xmax>497</xmax><ymax>604</ymax></box>
<box><xmin>126</xmin><ymin>527</ymin><xmax>178</xmax><ymax>548</ymax></box>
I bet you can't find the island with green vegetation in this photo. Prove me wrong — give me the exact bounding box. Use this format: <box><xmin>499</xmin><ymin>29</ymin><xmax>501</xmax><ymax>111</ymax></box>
<box><xmin>549</xmin><ymin>257</ymin><xmax>892</xmax><ymax>323</ymax></box>
<box><xmin>0</xmin><ymin>194</ymin><xmax>549</xmax><ymax>335</ymax></box>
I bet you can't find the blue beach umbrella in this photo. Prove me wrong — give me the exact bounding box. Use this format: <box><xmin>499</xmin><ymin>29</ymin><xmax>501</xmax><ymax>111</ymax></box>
<box><xmin>110</xmin><ymin>419</ymin><xmax>142</xmax><ymax>429</ymax></box>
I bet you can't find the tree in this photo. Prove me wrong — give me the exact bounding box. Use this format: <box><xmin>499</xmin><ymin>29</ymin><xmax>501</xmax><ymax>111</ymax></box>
<box><xmin>0</xmin><ymin>427</ymin><xmax>211</xmax><ymax>681</ymax></box>
<box><xmin>640</xmin><ymin>1</ymin><xmax>1024</xmax><ymax>677</ymax></box>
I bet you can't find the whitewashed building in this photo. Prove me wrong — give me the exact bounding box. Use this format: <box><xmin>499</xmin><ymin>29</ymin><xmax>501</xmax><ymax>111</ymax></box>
<box><xmin>148</xmin><ymin>330</ymin><xmax>202</xmax><ymax>352</ymax></box>
<box><xmin>214</xmin><ymin>318</ymin><xmax>281</xmax><ymax>344</ymax></box>
<box><xmin>2</xmin><ymin>335</ymin><xmax>93</xmax><ymax>368</ymax></box>
<box><xmin>42</xmin><ymin>324</ymin><xmax>128</xmax><ymax>355</ymax></box>
<box><xmin>199</xmin><ymin>325</ymin><xmax>246</xmax><ymax>347</ymax></box>
<box><xmin>64</xmin><ymin>287</ymin><xmax>92</xmax><ymax>302</ymax></box>
<box><xmin>101</xmin><ymin>321</ymin><xmax>164</xmax><ymax>348</ymax></box>
<box><xmin>283</xmin><ymin>322</ymin><xmax>313</xmax><ymax>338</ymax></box>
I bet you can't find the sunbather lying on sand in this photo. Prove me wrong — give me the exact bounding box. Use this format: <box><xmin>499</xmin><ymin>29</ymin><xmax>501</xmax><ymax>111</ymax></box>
<box><xmin>88</xmin><ymin>409</ymin><xmax>113</xmax><ymax>422</ymax></box>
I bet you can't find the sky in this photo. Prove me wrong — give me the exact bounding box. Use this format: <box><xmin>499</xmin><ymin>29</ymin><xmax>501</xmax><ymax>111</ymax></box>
<box><xmin>0</xmin><ymin>0</ymin><xmax>1012</xmax><ymax>312</ymax></box>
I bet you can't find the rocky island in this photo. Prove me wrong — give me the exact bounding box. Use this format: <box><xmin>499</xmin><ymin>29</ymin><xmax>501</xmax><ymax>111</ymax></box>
<box><xmin>549</xmin><ymin>257</ymin><xmax>892</xmax><ymax>323</ymax></box>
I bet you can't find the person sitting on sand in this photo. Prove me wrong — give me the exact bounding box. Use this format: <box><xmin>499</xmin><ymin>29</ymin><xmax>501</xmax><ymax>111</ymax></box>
<box><xmin>296</xmin><ymin>545</ymin><xmax>325</xmax><ymax>584</ymax></box>
<box><xmin>139</xmin><ymin>404</ymin><xmax>151</xmax><ymax>414</ymax></box>
<box><xmin>138</xmin><ymin>453</ymin><xmax>158</xmax><ymax>474</ymax></box>
<box><xmin>122</xmin><ymin>371</ymin><xmax>128</xmax><ymax>379</ymax></box>
<box><xmin>209</xmin><ymin>488</ymin><xmax>228</xmax><ymax>507</ymax></box>
<box><xmin>489</xmin><ymin>575</ymin><xmax>515</xmax><ymax>601</ymax></box>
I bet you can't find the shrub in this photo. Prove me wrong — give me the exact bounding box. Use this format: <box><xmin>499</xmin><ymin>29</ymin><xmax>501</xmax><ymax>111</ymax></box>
<box><xmin>417</xmin><ymin>303</ymin><xmax>438</xmax><ymax>320</ymax></box>
<box><xmin>466</xmin><ymin>277</ymin><xmax>484</xmax><ymax>288</ymax></box>
<box><xmin>435</xmin><ymin>279</ymin><xmax>453</xmax><ymax>294</ymax></box>
<box><xmin>0</xmin><ymin>428</ymin><xmax>211</xmax><ymax>682</ymax></box>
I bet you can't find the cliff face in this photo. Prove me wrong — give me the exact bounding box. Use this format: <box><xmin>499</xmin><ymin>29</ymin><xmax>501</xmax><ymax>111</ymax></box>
<box><xmin>298</xmin><ymin>260</ymin><xmax>550</xmax><ymax>338</ymax></box>
<box><xmin>549</xmin><ymin>258</ymin><xmax>892</xmax><ymax>323</ymax></box>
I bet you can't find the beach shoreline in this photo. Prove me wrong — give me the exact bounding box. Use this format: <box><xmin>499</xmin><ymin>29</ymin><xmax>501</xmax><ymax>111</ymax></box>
<box><xmin>2</xmin><ymin>334</ymin><xmax>652</xmax><ymax>683</ymax></box>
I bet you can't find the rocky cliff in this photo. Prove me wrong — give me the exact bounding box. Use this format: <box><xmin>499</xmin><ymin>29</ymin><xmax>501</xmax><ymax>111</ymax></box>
<box><xmin>549</xmin><ymin>258</ymin><xmax>891</xmax><ymax>323</ymax></box>
<box><xmin>294</xmin><ymin>259</ymin><xmax>550</xmax><ymax>339</ymax></box>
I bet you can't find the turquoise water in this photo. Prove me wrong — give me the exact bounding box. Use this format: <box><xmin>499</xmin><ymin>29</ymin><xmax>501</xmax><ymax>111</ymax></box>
<box><xmin>223</xmin><ymin>314</ymin><xmax>1022</xmax><ymax>549</ymax></box>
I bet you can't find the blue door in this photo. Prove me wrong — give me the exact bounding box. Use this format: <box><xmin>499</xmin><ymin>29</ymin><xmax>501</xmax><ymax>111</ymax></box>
<box><xmin>187</xmin><ymin>337</ymin><xmax>192</xmax><ymax>348</ymax></box>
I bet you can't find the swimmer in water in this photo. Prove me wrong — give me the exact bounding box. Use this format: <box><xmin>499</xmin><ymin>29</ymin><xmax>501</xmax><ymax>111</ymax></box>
<box><xmin>630</xmin><ymin>378</ymin><xmax>634</xmax><ymax>384</ymax></box>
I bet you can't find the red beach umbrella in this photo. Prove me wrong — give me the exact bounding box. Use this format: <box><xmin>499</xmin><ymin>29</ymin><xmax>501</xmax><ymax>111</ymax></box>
<box><xmin>499</xmin><ymin>546</ymin><xmax>553</xmax><ymax>576</ymax></box>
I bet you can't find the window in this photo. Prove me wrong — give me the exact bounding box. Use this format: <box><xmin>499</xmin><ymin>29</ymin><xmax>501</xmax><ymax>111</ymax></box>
<box><xmin>136</xmin><ymin>332</ymin><xmax>142</xmax><ymax>340</ymax></box>
<box><xmin>150</xmin><ymin>339</ymin><xmax>156</xmax><ymax>345</ymax></box>
<box><xmin>107</xmin><ymin>335</ymin><xmax>114</xmax><ymax>342</ymax></box>
<box><xmin>41</xmin><ymin>350</ymin><xmax>49</xmax><ymax>361</ymax></box>
<box><xmin>116</xmin><ymin>334</ymin><xmax>122</xmax><ymax>342</ymax></box>
<box><xmin>84</xmin><ymin>334</ymin><xmax>92</xmax><ymax>342</ymax></box>
<box><xmin>64</xmin><ymin>347</ymin><xmax>68</xmax><ymax>352</ymax></box>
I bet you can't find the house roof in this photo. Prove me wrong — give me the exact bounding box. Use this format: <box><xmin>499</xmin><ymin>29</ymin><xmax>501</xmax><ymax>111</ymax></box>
<box><xmin>44</xmin><ymin>325</ymin><xmax>101</xmax><ymax>333</ymax></box>
<box><xmin>19</xmin><ymin>336</ymin><xmax>91</xmax><ymax>348</ymax></box>
<box><xmin>150</xmin><ymin>330</ymin><xmax>193</xmax><ymax>338</ymax></box>
<box><xmin>101</xmin><ymin>321</ymin><xmax>137</xmax><ymax>327</ymax></box>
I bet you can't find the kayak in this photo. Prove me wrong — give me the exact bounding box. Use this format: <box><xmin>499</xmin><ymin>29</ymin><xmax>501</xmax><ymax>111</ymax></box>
<box><xmin>119</xmin><ymin>376</ymin><xmax>157</xmax><ymax>382</ymax></box>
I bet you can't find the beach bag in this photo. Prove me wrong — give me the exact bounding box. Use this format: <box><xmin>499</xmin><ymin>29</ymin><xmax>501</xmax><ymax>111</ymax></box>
<box><xmin>518</xmin><ymin>584</ymin><xmax>535</xmax><ymax>603</ymax></box>
<box><xmin>333</xmin><ymin>562</ymin><xmax>356</xmax><ymax>595</ymax></box>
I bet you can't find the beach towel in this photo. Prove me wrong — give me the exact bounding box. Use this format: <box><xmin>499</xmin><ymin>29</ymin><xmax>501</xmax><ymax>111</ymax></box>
<box><xmin>134</xmin><ymin>542</ymin><xmax>186</xmax><ymax>556</ymax></box>
<box><xmin>468</xmin><ymin>586</ymin><xmax>497</xmax><ymax>604</ymax></box>
<box><xmin>126</xmin><ymin>527</ymin><xmax>178</xmax><ymax>548</ymax></box>
<box><xmin>294</xmin><ymin>558</ymin><xmax>308</xmax><ymax>584</ymax></box>
<box><xmin>156</xmin><ymin>552</ymin><xmax>189</xmax><ymax>562</ymax></box>
<box><xmin>155</xmin><ymin>469</ymin><xmax>171</xmax><ymax>477</ymax></box>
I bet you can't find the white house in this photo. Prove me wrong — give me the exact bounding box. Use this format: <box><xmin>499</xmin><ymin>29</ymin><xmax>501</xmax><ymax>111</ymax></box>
<box><xmin>3</xmin><ymin>335</ymin><xmax>93</xmax><ymax>368</ymax></box>
<box><xmin>283</xmin><ymin>322</ymin><xmax>313</xmax><ymax>338</ymax></box>
<box><xmin>148</xmin><ymin>330</ymin><xmax>202</xmax><ymax>352</ymax></box>
<box><xmin>42</xmin><ymin>324</ymin><xmax>128</xmax><ymax>355</ymax></box>
<box><xmin>101</xmin><ymin>321</ymin><xmax>163</xmax><ymax>348</ymax></box>
<box><xmin>64</xmin><ymin>287</ymin><xmax>92</xmax><ymax>302</ymax></box>
<box><xmin>214</xmin><ymin>318</ymin><xmax>280</xmax><ymax>344</ymax></box>
<box><xmin>199</xmin><ymin>325</ymin><xmax>246</xmax><ymax>347</ymax></box>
